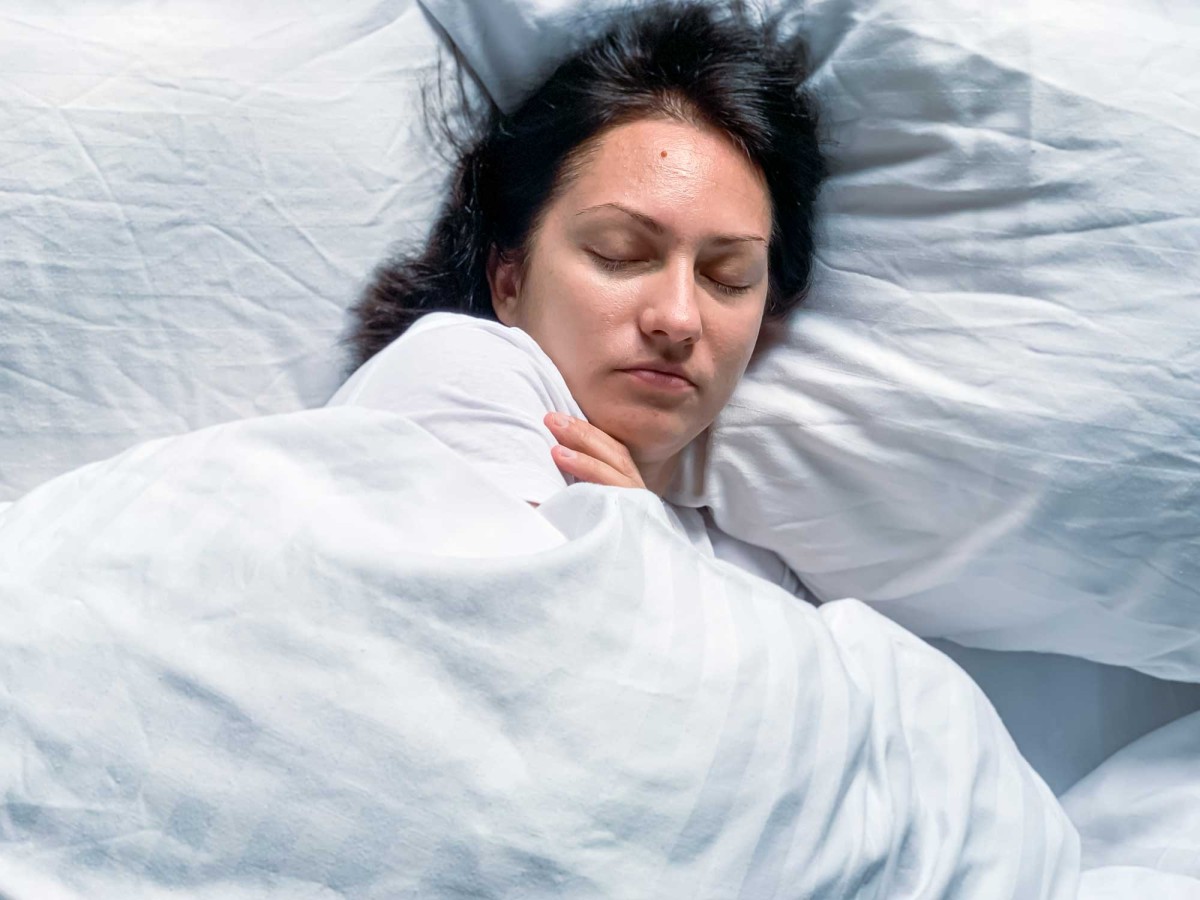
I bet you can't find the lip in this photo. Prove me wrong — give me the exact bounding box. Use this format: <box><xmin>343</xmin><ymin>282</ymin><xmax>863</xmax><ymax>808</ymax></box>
<box><xmin>621</xmin><ymin>368</ymin><xmax>696</xmax><ymax>392</ymax></box>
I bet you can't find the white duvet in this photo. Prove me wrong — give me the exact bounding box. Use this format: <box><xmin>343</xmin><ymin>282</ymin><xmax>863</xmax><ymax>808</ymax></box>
<box><xmin>0</xmin><ymin>407</ymin><xmax>1079</xmax><ymax>898</ymax></box>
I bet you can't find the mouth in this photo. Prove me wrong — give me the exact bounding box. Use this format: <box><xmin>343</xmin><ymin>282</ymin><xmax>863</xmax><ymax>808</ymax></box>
<box><xmin>620</xmin><ymin>368</ymin><xmax>696</xmax><ymax>392</ymax></box>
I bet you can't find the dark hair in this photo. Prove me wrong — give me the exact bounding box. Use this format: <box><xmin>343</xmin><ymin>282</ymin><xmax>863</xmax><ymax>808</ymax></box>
<box><xmin>344</xmin><ymin>0</ymin><xmax>827</xmax><ymax>369</ymax></box>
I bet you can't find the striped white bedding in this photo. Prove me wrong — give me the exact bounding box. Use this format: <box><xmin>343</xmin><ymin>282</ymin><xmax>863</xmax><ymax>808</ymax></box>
<box><xmin>0</xmin><ymin>407</ymin><xmax>1079</xmax><ymax>898</ymax></box>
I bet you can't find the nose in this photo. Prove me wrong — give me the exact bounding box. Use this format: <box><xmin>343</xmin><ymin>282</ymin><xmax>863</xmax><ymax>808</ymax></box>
<box><xmin>638</xmin><ymin>256</ymin><xmax>703</xmax><ymax>347</ymax></box>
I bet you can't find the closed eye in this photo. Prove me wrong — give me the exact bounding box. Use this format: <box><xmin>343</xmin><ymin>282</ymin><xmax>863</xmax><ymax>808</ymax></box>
<box><xmin>705</xmin><ymin>276</ymin><xmax>753</xmax><ymax>297</ymax></box>
<box><xmin>589</xmin><ymin>251</ymin><xmax>752</xmax><ymax>297</ymax></box>
<box><xmin>590</xmin><ymin>252</ymin><xmax>640</xmax><ymax>273</ymax></box>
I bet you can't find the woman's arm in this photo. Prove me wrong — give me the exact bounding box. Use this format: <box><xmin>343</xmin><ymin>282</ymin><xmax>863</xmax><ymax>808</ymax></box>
<box><xmin>328</xmin><ymin>317</ymin><xmax>579</xmax><ymax>506</ymax></box>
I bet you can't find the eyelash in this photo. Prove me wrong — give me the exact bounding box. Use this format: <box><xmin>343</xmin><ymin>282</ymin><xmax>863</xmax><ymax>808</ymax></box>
<box><xmin>590</xmin><ymin>253</ymin><xmax>752</xmax><ymax>297</ymax></box>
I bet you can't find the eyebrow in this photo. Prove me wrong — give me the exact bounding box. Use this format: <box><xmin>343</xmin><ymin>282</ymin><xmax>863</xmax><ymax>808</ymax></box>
<box><xmin>574</xmin><ymin>202</ymin><xmax>767</xmax><ymax>246</ymax></box>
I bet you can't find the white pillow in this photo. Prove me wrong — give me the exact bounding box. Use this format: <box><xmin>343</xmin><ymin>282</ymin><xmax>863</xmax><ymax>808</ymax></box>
<box><xmin>0</xmin><ymin>0</ymin><xmax>446</xmax><ymax>501</ymax></box>
<box><xmin>414</xmin><ymin>0</ymin><xmax>628</xmax><ymax>113</ymax></box>
<box><xmin>419</xmin><ymin>0</ymin><xmax>1200</xmax><ymax>680</ymax></box>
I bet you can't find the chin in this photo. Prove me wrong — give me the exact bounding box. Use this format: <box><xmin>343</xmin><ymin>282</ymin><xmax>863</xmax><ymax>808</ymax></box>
<box><xmin>607</xmin><ymin>419</ymin><xmax>692</xmax><ymax>464</ymax></box>
<box><xmin>584</xmin><ymin>393</ymin><xmax>699</xmax><ymax>454</ymax></box>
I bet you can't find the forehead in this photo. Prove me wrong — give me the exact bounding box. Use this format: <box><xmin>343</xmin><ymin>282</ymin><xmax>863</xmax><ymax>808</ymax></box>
<box><xmin>560</xmin><ymin>117</ymin><xmax>771</xmax><ymax>236</ymax></box>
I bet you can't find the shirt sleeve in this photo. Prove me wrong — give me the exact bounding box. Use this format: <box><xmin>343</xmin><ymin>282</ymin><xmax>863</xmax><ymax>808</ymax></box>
<box><xmin>327</xmin><ymin>323</ymin><xmax>573</xmax><ymax>505</ymax></box>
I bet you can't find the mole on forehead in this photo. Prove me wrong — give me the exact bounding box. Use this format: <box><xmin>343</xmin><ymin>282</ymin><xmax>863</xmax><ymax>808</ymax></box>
<box><xmin>661</xmin><ymin>150</ymin><xmax>668</xmax><ymax>157</ymax></box>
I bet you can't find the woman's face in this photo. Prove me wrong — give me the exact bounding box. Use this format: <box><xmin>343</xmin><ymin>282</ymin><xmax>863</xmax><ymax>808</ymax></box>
<box><xmin>489</xmin><ymin>116</ymin><xmax>772</xmax><ymax>492</ymax></box>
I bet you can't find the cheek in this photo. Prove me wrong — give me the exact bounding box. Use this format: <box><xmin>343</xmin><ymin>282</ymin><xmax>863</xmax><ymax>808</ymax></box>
<box><xmin>521</xmin><ymin>254</ymin><xmax>579</xmax><ymax>331</ymax></box>
<box><xmin>535</xmin><ymin>256</ymin><xmax>635</xmax><ymax>344</ymax></box>
<box><xmin>521</xmin><ymin>256</ymin><xmax>628</xmax><ymax>390</ymax></box>
<box><xmin>713</xmin><ymin>314</ymin><xmax>764</xmax><ymax>380</ymax></box>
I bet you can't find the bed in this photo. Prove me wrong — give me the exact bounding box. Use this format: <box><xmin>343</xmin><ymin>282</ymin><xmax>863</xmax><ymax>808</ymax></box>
<box><xmin>2</xmin><ymin>0</ymin><xmax>1198</xmax><ymax>896</ymax></box>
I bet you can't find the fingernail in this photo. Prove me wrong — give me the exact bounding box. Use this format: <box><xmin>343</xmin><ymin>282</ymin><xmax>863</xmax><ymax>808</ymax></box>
<box><xmin>549</xmin><ymin>413</ymin><xmax>569</xmax><ymax>429</ymax></box>
<box><xmin>557</xmin><ymin>446</ymin><xmax>574</xmax><ymax>458</ymax></box>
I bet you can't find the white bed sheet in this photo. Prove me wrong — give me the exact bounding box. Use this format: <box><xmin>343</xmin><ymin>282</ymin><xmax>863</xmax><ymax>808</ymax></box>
<box><xmin>0</xmin><ymin>0</ymin><xmax>442</xmax><ymax>502</ymax></box>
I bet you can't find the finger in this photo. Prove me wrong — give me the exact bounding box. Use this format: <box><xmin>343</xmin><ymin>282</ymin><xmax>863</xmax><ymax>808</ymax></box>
<box><xmin>550</xmin><ymin>443</ymin><xmax>639</xmax><ymax>489</ymax></box>
<box><xmin>544</xmin><ymin>414</ymin><xmax>638</xmax><ymax>481</ymax></box>
<box><xmin>544</xmin><ymin>414</ymin><xmax>647</xmax><ymax>489</ymax></box>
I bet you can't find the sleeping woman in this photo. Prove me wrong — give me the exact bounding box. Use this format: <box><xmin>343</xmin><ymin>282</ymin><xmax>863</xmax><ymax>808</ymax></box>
<box><xmin>327</xmin><ymin>0</ymin><xmax>827</xmax><ymax>600</ymax></box>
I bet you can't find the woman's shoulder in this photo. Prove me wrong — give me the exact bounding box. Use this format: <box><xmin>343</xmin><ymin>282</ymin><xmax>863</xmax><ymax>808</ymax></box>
<box><xmin>403</xmin><ymin>310</ymin><xmax>523</xmax><ymax>345</ymax></box>
<box><xmin>331</xmin><ymin>311</ymin><xmax>583</xmax><ymax>418</ymax></box>
<box><xmin>400</xmin><ymin>313</ymin><xmax>571</xmax><ymax>393</ymax></box>
<box><xmin>327</xmin><ymin>310</ymin><xmax>584</xmax><ymax>504</ymax></box>
<box><xmin>387</xmin><ymin>311</ymin><xmax>540</xmax><ymax>366</ymax></box>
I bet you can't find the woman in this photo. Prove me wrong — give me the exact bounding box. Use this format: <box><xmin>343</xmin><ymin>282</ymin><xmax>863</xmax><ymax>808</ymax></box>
<box><xmin>328</xmin><ymin>0</ymin><xmax>827</xmax><ymax>597</ymax></box>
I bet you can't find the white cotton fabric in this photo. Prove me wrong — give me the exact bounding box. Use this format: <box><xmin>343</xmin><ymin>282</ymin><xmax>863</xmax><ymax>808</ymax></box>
<box><xmin>327</xmin><ymin>312</ymin><xmax>587</xmax><ymax>506</ymax></box>
<box><xmin>326</xmin><ymin>311</ymin><xmax>809</xmax><ymax>599</ymax></box>
<box><xmin>0</xmin><ymin>406</ymin><xmax>1079</xmax><ymax>898</ymax></box>
<box><xmin>416</xmin><ymin>0</ymin><xmax>1200</xmax><ymax>681</ymax></box>
<box><xmin>0</xmin><ymin>0</ymin><xmax>446</xmax><ymax>503</ymax></box>
<box><xmin>1061</xmin><ymin>710</ymin><xmax>1200</xmax><ymax>883</ymax></box>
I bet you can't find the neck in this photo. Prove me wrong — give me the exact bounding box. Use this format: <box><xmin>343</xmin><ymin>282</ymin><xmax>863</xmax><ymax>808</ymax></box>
<box><xmin>636</xmin><ymin>453</ymin><xmax>680</xmax><ymax>498</ymax></box>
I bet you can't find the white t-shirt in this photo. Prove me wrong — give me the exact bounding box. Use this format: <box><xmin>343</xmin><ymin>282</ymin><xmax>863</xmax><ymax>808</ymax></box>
<box><xmin>327</xmin><ymin>311</ymin><xmax>815</xmax><ymax>603</ymax></box>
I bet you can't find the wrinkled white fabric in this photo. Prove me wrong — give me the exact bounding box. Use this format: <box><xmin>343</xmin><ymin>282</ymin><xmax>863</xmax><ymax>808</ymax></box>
<box><xmin>0</xmin><ymin>407</ymin><xmax>1078</xmax><ymax>898</ymax></box>
<box><xmin>0</xmin><ymin>0</ymin><xmax>444</xmax><ymax>502</ymax></box>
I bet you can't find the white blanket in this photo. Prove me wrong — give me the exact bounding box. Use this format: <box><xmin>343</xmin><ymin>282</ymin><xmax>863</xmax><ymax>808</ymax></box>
<box><xmin>0</xmin><ymin>408</ymin><xmax>1078</xmax><ymax>898</ymax></box>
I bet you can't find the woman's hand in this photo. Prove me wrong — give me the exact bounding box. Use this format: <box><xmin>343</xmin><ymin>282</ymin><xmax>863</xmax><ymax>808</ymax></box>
<box><xmin>544</xmin><ymin>413</ymin><xmax>647</xmax><ymax>490</ymax></box>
